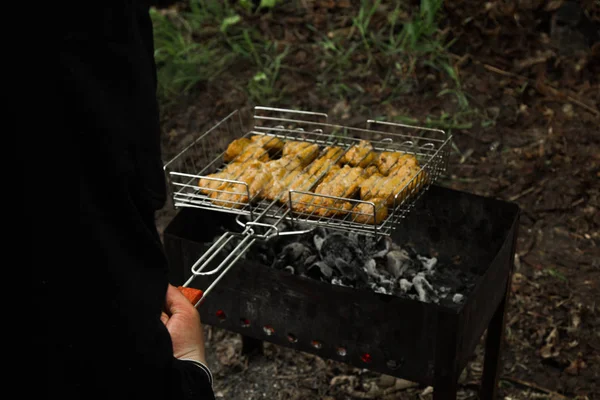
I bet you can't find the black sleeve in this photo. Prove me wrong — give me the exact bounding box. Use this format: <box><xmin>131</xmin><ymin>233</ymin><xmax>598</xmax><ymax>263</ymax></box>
<box><xmin>57</xmin><ymin>2</ymin><xmax>214</xmax><ymax>399</ymax></box>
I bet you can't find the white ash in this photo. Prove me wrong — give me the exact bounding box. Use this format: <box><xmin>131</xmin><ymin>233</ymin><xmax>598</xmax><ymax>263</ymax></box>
<box><xmin>211</xmin><ymin>222</ymin><xmax>476</xmax><ymax>307</ymax></box>
<box><xmin>452</xmin><ymin>293</ymin><xmax>464</xmax><ymax>304</ymax></box>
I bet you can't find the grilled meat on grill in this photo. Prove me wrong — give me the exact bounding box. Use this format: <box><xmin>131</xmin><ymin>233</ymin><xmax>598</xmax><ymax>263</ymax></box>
<box><xmin>293</xmin><ymin>165</ymin><xmax>365</xmax><ymax>216</ymax></box>
<box><xmin>282</xmin><ymin>141</ymin><xmax>320</xmax><ymax>165</ymax></box>
<box><xmin>352</xmin><ymin>198</ymin><xmax>389</xmax><ymax>224</ymax></box>
<box><xmin>223</xmin><ymin>138</ymin><xmax>253</xmax><ymax>162</ymax></box>
<box><xmin>209</xmin><ymin>161</ymin><xmax>273</xmax><ymax>207</ymax></box>
<box><xmin>360</xmin><ymin>164</ymin><xmax>421</xmax><ymax>206</ymax></box>
<box><xmin>320</xmin><ymin>145</ymin><xmax>345</xmax><ymax>162</ymax></box>
<box><xmin>251</xmin><ymin>134</ymin><xmax>285</xmax><ymax>153</ymax></box>
<box><xmin>377</xmin><ymin>152</ymin><xmax>419</xmax><ymax>176</ymax></box>
<box><xmin>234</xmin><ymin>144</ymin><xmax>270</xmax><ymax>163</ymax></box>
<box><xmin>203</xmin><ymin>135</ymin><xmax>428</xmax><ymax>221</ymax></box>
<box><xmin>340</xmin><ymin>140</ymin><xmax>376</xmax><ymax>168</ymax></box>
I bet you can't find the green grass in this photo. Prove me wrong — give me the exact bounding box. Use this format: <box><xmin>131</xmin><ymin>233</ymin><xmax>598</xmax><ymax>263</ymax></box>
<box><xmin>150</xmin><ymin>0</ymin><xmax>479</xmax><ymax>138</ymax></box>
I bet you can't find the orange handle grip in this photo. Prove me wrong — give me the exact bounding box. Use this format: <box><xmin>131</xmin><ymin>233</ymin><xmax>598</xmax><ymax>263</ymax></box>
<box><xmin>177</xmin><ymin>286</ymin><xmax>204</xmax><ymax>305</ymax></box>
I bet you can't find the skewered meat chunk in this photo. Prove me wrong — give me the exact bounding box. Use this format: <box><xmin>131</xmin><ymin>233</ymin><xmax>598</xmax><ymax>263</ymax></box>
<box><xmin>223</xmin><ymin>138</ymin><xmax>252</xmax><ymax>162</ymax></box>
<box><xmin>264</xmin><ymin>169</ymin><xmax>302</xmax><ymax>201</ymax></box>
<box><xmin>282</xmin><ymin>141</ymin><xmax>320</xmax><ymax>166</ymax></box>
<box><xmin>293</xmin><ymin>194</ymin><xmax>353</xmax><ymax>217</ymax></box>
<box><xmin>352</xmin><ymin>198</ymin><xmax>389</xmax><ymax>224</ymax></box>
<box><xmin>234</xmin><ymin>145</ymin><xmax>270</xmax><ymax>163</ymax></box>
<box><xmin>266</xmin><ymin>155</ymin><xmax>305</xmax><ymax>175</ymax></box>
<box><xmin>209</xmin><ymin>161</ymin><xmax>273</xmax><ymax>208</ymax></box>
<box><xmin>198</xmin><ymin>162</ymin><xmax>246</xmax><ymax>194</ymax></box>
<box><xmin>321</xmin><ymin>146</ymin><xmax>345</xmax><ymax>162</ymax></box>
<box><xmin>377</xmin><ymin>152</ymin><xmax>419</xmax><ymax>176</ymax></box>
<box><xmin>317</xmin><ymin>165</ymin><xmax>366</xmax><ymax>198</ymax></box>
<box><xmin>360</xmin><ymin>164</ymin><xmax>422</xmax><ymax>206</ymax></box>
<box><xmin>198</xmin><ymin>170</ymin><xmax>230</xmax><ymax>195</ymax></box>
<box><xmin>364</xmin><ymin>165</ymin><xmax>380</xmax><ymax>177</ymax></box>
<box><xmin>306</xmin><ymin>157</ymin><xmax>337</xmax><ymax>177</ymax></box>
<box><xmin>251</xmin><ymin>134</ymin><xmax>285</xmax><ymax>153</ymax></box>
<box><xmin>293</xmin><ymin>165</ymin><xmax>364</xmax><ymax>216</ymax></box>
<box><xmin>340</xmin><ymin>140</ymin><xmax>376</xmax><ymax>168</ymax></box>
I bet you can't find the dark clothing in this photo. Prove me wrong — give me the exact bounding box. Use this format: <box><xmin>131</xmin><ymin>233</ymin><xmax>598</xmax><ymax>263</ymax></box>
<box><xmin>56</xmin><ymin>2</ymin><xmax>214</xmax><ymax>399</ymax></box>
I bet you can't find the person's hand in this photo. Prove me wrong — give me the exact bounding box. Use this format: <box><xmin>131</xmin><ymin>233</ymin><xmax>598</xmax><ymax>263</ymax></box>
<box><xmin>160</xmin><ymin>284</ymin><xmax>207</xmax><ymax>365</ymax></box>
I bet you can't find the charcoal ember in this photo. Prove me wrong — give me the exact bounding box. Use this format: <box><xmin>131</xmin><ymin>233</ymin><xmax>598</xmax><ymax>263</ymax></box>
<box><xmin>272</xmin><ymin>242</ymin><xmax>313</xmax><ymax>270</ymax></box>
<box><xmin>306</xmin><ymin>261</ymin><xmax>334</xmax><ymax>280</ymax></box>
<box><xmin>452</xmin><ymin>293</ymin><xmax>464</xmax><ymax>304</ymax></box>
<box><xmin>386</xmin><ymin>250</ymin><xmax>412</xmax><ymax>278</ymax></box>
<box><xmin>417</xmin><ymin>255</ymin><xmax>437</xmax><ymax>274</ymax></box>
<box><xmin>349</xmin><ymin>232</ymin><xmax>391</xmax><ymax>258</ymax></box>
<box><xmin>319</xmin><ymin>232</ymin><xmax>369</xmax><ymax>266</ymax></box>
<box><xmin>252</xmin><ymin>225</ymin><xmax>479</xmax><ymax>307</ymax></box>
<box><xmin>363</xmin><ymin>258</ymin><xmax>379</xmax><ymax>277</ymax></box>
<box><xmin>399</xmin><ymin>278</ymin><xmax>413</xmax><ymax>293</ymax></box>
<box><xmin>283</xmin><ymin>265</ymin><xmax>295</xmax><ymax>274</ymax></box>
<box><xmin>333</xmin><ymin>258</ymin><xmax>370</xmax><ymax>288</ymax></box>
<box><xmin>312</xmin><ymin>228</ymin><xmax>329</xmax><ymax>251</ymax></box>
<box><xmin>370</xmin><ymin>278</ymin><xmax>394</xmax><ymax>295</ymax></box>
<box><xmin>428</xmin><ymin>265</ymin><xmax>476</xmax><ymax>294</ymax></box>
<box><xmin>412</xmin><ymin>273</ymin><xmax>439</xmax><ymax>303</ymax></box>
<box><xmin>304</xmin><ymin>254</ymin><xmax>318</xmax><ymax>266</ymax></box>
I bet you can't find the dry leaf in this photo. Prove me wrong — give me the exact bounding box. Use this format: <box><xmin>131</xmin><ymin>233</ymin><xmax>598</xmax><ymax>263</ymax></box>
<box><xmin>544</xmin><ymin>0</ymin><xmax>564</xmax><ymax>11</ymax></box>
<box><xmin>565</xmin><ymin>359</ymin><xmax>586</xmax><ymax>375</ymax></box>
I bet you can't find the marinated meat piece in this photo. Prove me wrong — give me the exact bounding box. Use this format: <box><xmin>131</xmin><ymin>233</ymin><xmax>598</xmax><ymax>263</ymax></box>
<box><xmin>265</xmin><ymin>169</ymin><xmax>302</xmax><ymax>201</ymax></box>
<box><xmin>306</xmin><ymin>158</ymin><xmax>336</xmax><ymax>177</ymax></box>
<box><xmin>223</xmin><ymin>138</ymin><xmax>252</xmax><ymax>162</ymax></box>
<box><xmin>360</xmin><ymin>164</ymin><xmax>421</xmax><ymax>206</ymax></box>
<box><xmin>359</xmin><ymin>173</ymin><xmax>387</xmax><ymax>200</ymax></box>
<box><xmin>364</xmin><ymin>165</ymin><xmax>379</xmax><ymax>177</ymax></box>
<box><xmin>316</xmin><ymin>165</ymin><xmax>366</xmax><ymax>199</ymax></box>
<box><xmin>352</xmin><ymin>198</ymin><xmax>389</xmax><ymax>224</ymax></box>
<box><xmin>210</xmin><ymin>161</ymin><xmax>273</xmax><ymax>208</ymax></box>
<box><xmin>340</xmin><ymin>140</ymin><xmax>376</xmax><ymax>168</ymax></box>
<box><xmin>282</xmin><ymin>141</ymin><xmax>320</xmax><ymax>165</ymax></box>
<box><xmin>293</xmin><ymin>165</ymin><xmax>364</xmax><ymax>217</ymax></box>
<box><xmin>266</xmin><ymin>155</ymin><xmax>305</xmax><ymax>174</ymax></box>
<box><xmin>292</xmin><ymin>193</ymin><xmax>353</xmax><ymax>217</ymax></box>
<box><xmin>198</xmin><ymin>162</ymin><xmax>246</xmax><ymax>194</ymax></box>
<box><xmin>234</xmin><ymin>145</ymin><xmax>270</xmax><ymax>163</ymax></box>
<box><xmin>377</xmin><ymin>152</ymin><xmax>419</xmax><ymax>176</ymax></box>
<box><xmin>198</xmin><ymin>170</ymin><xmax>230</xmax><ymax>195</ymax></box>
<box><xmin>321</xmin><ymin>146</ymin><xmax>345</xmax><ymax>162</ymax></box>
<box><xmin>251</xmin><ymin>134</ymin><xmax>285</xmax><ymax>153</ymax></box>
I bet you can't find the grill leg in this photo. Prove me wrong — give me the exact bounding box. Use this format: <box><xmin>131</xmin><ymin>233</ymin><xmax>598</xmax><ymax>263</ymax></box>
<box><xmin>481</xmin><ymin>223</ymin><xmax>517</xmax><ymax>400</ymax></box>
<box><xmin>480</xmin><ymin>295</ymin><xmax>508</xmax><ymax>400</ymax></box>
<box><xmin>434</xmin><ymin>313</ymin><xmax>459</xmax><ymax>400</ymax></box>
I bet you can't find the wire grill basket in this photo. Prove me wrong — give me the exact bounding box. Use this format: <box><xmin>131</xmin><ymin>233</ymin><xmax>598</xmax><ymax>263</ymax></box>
<box><xmin>163</xmin><ymin>106</ymin><xmax>451</xmax><ymax>237</ymax></box>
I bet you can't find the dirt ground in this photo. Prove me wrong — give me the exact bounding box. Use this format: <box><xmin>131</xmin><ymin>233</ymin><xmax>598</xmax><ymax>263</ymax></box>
<box><xmin>155</xmin><ymin>1</ymin><xmax>599</xmax><ymax>399</ymax></box>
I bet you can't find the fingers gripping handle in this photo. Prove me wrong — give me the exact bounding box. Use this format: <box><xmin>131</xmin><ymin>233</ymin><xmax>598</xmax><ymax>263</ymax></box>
<box><xmin>178</xmin><ymin>233</ymin><xmax>257</xmax><ymax>307</ymax></box>
<box><xmin>177</xmin><ymin>286</ymin><xmax>204</xmax><ymax>305</ymax></box>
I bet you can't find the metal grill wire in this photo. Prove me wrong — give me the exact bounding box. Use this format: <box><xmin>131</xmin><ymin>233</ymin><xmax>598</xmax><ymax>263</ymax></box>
<box><xmin>163</xmin><ymin>106</ymin><xmax>451</xmax><ymax>237</ymax></box>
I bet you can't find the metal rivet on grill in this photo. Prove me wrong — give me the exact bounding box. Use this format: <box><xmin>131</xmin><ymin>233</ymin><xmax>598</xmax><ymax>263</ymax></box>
<box><xmin>240</xmin><ymin>318</ymin><xmax>250</xmax><ymax>328</ymax></box>
<box><xmin>215</xmin><ymin>310</ymin><xmax>226</xmax><ymax>321</ymax></box>
<box><xmin>311</xmin><ymin>340</ymin><xmax>322</xmax><ymax>349</ymax></box>
<box><xmin>287</xmin><ymin>334</ymin><xmax>298</xmax><ymax>343</ymax></box>
<box><xmin>361</xmin><ymin>353</ymin><xmax>372</xmax><ymax>363</ymax></box>
<box><xmin>336</xmin><ymin>347</ymin><xmax>347</xmax><ymax>357</ymax></box>
<box><xmin>263</xmin><ymin>325</ymin><xmax>275</xmax><ymax>336</ymax></box>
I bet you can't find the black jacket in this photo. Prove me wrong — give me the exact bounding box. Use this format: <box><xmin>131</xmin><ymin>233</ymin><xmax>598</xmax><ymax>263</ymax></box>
<box><xmin>56</xmin><ymin>2</ymin><xmax>215</xmax><ymax>399</ymax></box>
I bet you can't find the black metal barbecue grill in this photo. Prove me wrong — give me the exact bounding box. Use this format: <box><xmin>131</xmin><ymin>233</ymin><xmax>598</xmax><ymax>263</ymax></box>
<box><xmin>162</xmin><ymin>107</ymin><xmax>520</xmax><ymax>399</ymax></box>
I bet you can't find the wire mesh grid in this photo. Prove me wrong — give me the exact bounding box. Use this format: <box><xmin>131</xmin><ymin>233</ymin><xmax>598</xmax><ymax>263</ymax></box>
<box><xmin>163</xmin><ymin>106</ymin><xmax>452</xmax><ymax>237</ymax></box>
